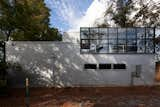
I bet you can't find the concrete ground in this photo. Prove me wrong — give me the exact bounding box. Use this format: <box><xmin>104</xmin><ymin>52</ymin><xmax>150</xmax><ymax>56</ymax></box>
<box><xmin>0</xmin><ymin>86</ymin><xmax>160</xmax><ymax>107</ymax></box>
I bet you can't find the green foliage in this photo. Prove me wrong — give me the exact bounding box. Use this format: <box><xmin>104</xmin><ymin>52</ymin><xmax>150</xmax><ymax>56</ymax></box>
<box><xmin>103</xmin><ymin>0</ymin><xmax>160</xmax><ymax>27</ymax></box>
<box><xmin>97</xmin><ymin>23</ymin><xmax>109</xmax><ymax>28</ymax></box>
<box><xmin>112</xmin><ymin>0</ymin><xmax>134</xmax><ymax>27</ymax></box>
<box><xmin>0</xmin><ymin>0</ymin><xmax>61</xmax><ymax>41</ymax></box>
<box><xmin>134</xmin><ymin>3</ymin><xmax>160</xmax><ymax>27</ymax></box>
<box><xmin>43</xmin><ymin>28</ymin><xmax>62</xmax><ymax>41</ymax></box>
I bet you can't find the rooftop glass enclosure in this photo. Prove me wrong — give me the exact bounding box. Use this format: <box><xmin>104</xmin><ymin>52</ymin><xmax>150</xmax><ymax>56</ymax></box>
<box><xmin>80</xmin><ymin>27</ymin><xmax>156</xmax><ymax>54</ymax></box>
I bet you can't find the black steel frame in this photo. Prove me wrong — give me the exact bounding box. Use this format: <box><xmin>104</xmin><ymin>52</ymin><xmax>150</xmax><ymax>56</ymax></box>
<box><xmin>80</xmin><ymin>27</ymin><xmax>156</xmax><ymax>54</ymax></box>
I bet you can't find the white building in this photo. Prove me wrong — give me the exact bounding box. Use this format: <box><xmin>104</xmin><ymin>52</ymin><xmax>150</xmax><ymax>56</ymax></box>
<box><xmin>5</xmin><ymin>27</ymin><xmax>160</xmax><ymax>87</ymax></box>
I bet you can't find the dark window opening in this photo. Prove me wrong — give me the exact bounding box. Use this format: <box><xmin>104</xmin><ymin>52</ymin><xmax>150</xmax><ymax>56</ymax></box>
<box><xmin>113</xmin><ymin>64</ymin><xmax>126</xmax><ymax>69</ymax></box>
<box><xmin>99</xmin><ymin>64</ymin><xmax>111</xmax><ymax>69</ymax></box>
<box><xmin>84</xmin><ymin>64</ymin><xmax>97</xmax><ymax>69</ymax></box>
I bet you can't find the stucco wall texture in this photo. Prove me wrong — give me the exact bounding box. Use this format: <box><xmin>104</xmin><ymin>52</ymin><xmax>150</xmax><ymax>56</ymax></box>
<box><xmin>6</xmin><ymin>41</ymin><xmax>155</xmax><ymax>87</ymax></box>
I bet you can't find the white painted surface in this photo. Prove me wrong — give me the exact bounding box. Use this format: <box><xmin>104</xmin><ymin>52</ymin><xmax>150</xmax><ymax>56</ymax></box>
<box><xmin>63</xmin><ymin>31</ymin><xmax>80</xmax><ymax>43</ymax></box>
<box><xmin>6</xmin><ymin>41</ymin><xmax>155</xmax><ymax>87</ymax></box>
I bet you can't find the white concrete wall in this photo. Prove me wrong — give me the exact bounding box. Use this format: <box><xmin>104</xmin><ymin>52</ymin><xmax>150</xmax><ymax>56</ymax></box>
<box><xmin>6</xmin><ymin>41</ymin><xmax>155</xmax><ymax>87</ymax></box>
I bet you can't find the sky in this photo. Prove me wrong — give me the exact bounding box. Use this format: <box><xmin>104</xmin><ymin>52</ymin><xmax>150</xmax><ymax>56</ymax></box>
<box><xmin>44</xmin><ymin>0</ymin><xmax>93</xmax><ymax>32</ymax></box>
<box><xmin>44</xmin><ymin>0</ymin><xmax>160</xmax><ymax>32</ymax></box>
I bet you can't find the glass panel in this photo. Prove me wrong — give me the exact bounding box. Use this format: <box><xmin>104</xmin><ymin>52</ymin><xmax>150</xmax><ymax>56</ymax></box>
<box><xmin>146</xmin><ymin>28</ymin><xmax>154</xmax><ymax>38</ymax></box>
<box><xmin>127</xmin><ymin>28</ymin><xmax>136</xmax><ymax>39</ymax></box>
<box><xmin>99</xmin><ymin>40</ymin><xmax>108</xmax><ymax>44</ymax></box>
<box><xmin>155</xmin><ymin>28</ymin><xmax>160</xmax><ymax>37</ymax></box>
<box><xmin>108</xmin><ymin>28</ymin><xmax>117</xmax><ymax>39</ymax></box>
<box><xmin>118</xmin><ymin>39</ymin><xmax>126</xmax><ymax>45</ymax></box>
<box><xmin>109</xmin><ymin>39</ymin><xmax>117</xmax><ymax>45</ymax></box>
<box><xmin>98</xmin><ymin>45</ymin><xmax>109</xmax><ymax>53</ymax></box>
<box><xmin>155</xmin><ymin>29</ymin><xmax>160</xmax><ymax>54</ymax></box>
<box><xmin>137</xmin><ymin>39</ymin><xmax>145</xmax><ymax>53</ymax></box>
<box><xmin>118</xmin><ymin>28</ymin><xmax>126</xmax><ymax>39</ymax></box>
<box><xmin>90</xmin><ymin>39</ymin><xmax>98</xmax><ymax>45</ymax></box>
<box><xmin>81</xmin><ymin>40</ymin><xmax>90</xmax><ymax>49</ymax></box>
<box><xmin>118</xmin><ymin>45</ymin><xmax>126</xmax><ymax>53</ymax></box>
<box><xmin>137</xmin><ymin>28</ymin><xmax>145</xmax><ymax>39</ymax></box>
<box><xmin>90</xmin><ymin>40</ymin><xmax>98</xmax><ymax>53</ymax></box>
<box><xmin>155</xmin><ymin>43</ymin><xmax>160</xmax><ymax>53</ymax></box>
<box><xmin>97</xmin><ymin>40</ymin><xmax>109</xmax><ymax>53</ymax></box>
<box><xmin>146</xmin><ymin>39</ymin><xmax>154</xmax><ymax>53</ymax></box>
<box><xmin>80</xmin><ymin>27</ymin><xmax>155</xmax><ymax>54</ymax></box>
<box><xmin>90</xmin><ymin>28</ymin><xmax>99</xmax><ymax>39</ymax></box>
<box><xmin>127</xmin><ymin>39</ymin><xmax>136</xmax><ymax>45</ymax></box>
<box><xmin>81</xmin><ymin>28</ymin><xmax>89</xmax><ymax>39</ymax></box>
<box><xmin>99</xmin><ymin>28</ymin><xmax>108</xmax><ymax>39</ymax></box>
<box><xmin>127</xmin><ymin>45</ymin><xmax>137</xmax><ymax>53</ymax></box>
<box><xmin>118</xmin><ymin>39</ymin><xmax>126</xmax><ymax>53</ymax></box>
<box><xmin>109</xmin><ymin>45</ymin><xmax>118</xmax><ymax>53</ymax></box>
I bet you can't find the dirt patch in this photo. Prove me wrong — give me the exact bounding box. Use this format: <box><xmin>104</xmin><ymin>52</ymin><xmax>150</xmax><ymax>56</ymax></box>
<box><xmin>0</xmin><ymin>86</ymin><xmax>160</xmax><ymax>107</ymax></box>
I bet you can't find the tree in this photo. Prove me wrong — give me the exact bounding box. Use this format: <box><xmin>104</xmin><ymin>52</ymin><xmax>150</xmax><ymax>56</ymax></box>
<box><xmin>42</xmin><ymin>28</ymin><xmax>62</xmax><ymax>41</ymax></box>
<box><xmin>102</xmin><ymin>0</ymin><xmax>160</xmax><ymax>27</ymax></box>
<box><xmin>112</xmin><ymin>0</ymin><xmax>135</xmax><ymax>27</ymax></box>
<box><xmin>0</xmin><ymin>0</ymin><xmax>15</xmax><ymax>40</ymax></box>
<box><xmin>0</xmin><ymin>0</ymin><xmax>61</xmax><ymax>41</ymax></box>
<box><xmin>133</xmin><ymin>0</ymin><xmax>160</xmax><ymax>27</ymax></box>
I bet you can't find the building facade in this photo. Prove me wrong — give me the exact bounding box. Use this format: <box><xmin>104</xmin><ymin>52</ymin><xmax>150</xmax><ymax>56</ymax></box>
<box><xmin>5</xmin><ymin>27</ymin><xmax>159</xmax><ymax>87</ymax></box>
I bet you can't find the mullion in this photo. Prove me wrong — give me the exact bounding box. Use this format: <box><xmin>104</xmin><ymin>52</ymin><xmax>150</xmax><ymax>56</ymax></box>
<box><xmin>136</xmin><ymin>28</ymin><xmax>137</xmax><ymax>53</ymax></box>
<box><xmin>107</xmin><ymin>28</ymin><xmax>109</xmax><ymax>53</ymax></box>
<box><xmin>118</xmin><ymin>28</ymin><xmax>126</xmax><ymax>53</ymax></box>
<box><xmin>117</xmin><ymin>28</ymin><xmax>118</xmax><ymax>53</ymax></box>
<box><xmin>146</xmin><ymin>38</ymin><xmax>154</xmax><ymax>53</ymax></box>
<box><xmin>118</xmin><ymin>39</ymin><xmax>126</xmax><ymax>53</ymax></box>
<box><xmin>145</xmin><ymin>27</ymin><xmax>146</xmax><ymax>53</ymax></box>
<box><xmin>126</xmin><ymin>28</ymin><xmax>128</xmax><ymax>53</ymax></box>
<box><xmin>80</xmin><ymin>27</ymin><xmax>155</xmax><ymax>54</ymax></box>
<box><xmin>153</xmin><ymin>27</ymin><xmax>156</xmax><ymax>53</ymax></box>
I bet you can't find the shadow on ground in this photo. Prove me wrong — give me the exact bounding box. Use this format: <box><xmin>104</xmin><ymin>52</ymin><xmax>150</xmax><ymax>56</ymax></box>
<box><xmin>0</xmin><ymin>86</ymin><xmax>160</xmax><ymax>107</ymax></box>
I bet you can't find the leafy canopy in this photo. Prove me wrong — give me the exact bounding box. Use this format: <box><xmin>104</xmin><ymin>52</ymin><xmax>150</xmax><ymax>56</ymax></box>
<box><xmin>0</xmin><ymin>0</ymin><xmax>62</xmax><ymax>41</ymax></box>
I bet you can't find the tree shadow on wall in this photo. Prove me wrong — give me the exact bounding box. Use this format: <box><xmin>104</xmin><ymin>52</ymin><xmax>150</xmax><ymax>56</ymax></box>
<box><xmin>6</xmin><ymin>41</ymin><xmax>145</xmax><ymax>87</ymax></box>
<box><xmin>7</xmin><ymin>62</ymin><xmax>52</xmax><ymax>87</ymax></box>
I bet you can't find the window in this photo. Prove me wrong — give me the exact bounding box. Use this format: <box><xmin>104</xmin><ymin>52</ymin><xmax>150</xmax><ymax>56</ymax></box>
<box><xmin>99</xmin><ymin>64</ymin><xmax>111</xmax><ymax>69</ymax></box>
<box><xmin>80</xmin><ymin>27</ymin><xmax>155</xmax><ymax>54</ymax></box>
<box><xmin>146</xmin><ymin>39</ymin><xmax>154</xmax><ymax>53</ymax></box>
<box><xmin>81</xmin><ymin>28</ymin><xmax>89</xmax><ymax>39</ymax></box>
<box><xmin>113</xmin><ymin>64</ymin><xmax>126</xmax><ymax>69</ymax></box>
<box><xmin>127</xmin><ymin>28</ymin><xmax>136</xmax><ymax>39</ymax></box>
<box><xmin>84</xmin><ymin>64</ymin><xmax>97</xmax><ymax>69</ymax></box>
<box><xmin>118</xmin><ymin>28</ymin><xmax>126</xmax><ymax>39</ymax></box>
<box><xmin>146</xmin><ymin>28</ymin><xmax>154</xmax><ymax>38</ymax></box>
<box><xmin>90</xmin><ymin>28</ymin><xmax>99</xmax><ymax>39</ymax></box>
<box><xmin>81</xmin><ymin>40</ymin><xmax>90</xmax><ymax>49</ymax></box>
